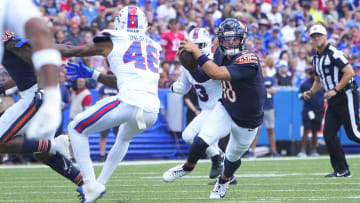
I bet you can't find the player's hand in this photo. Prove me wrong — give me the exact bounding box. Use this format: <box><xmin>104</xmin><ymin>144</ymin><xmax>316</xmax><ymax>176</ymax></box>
<box><xmin>303</xmin><ymin>90</ymin><xmax>312</xmax><ymax>100</ymax></box>
<box><xmin>26</xmin><ymin>87</ymin><xmax>61</xmax><ymax>139</ymax></box>
<box><xmin>324</xmin><ymin>89</ymin><xmax>337</xmax><ymax>100</ymax></box>
<box><xmin>179</xmin><ymin>39</ymin><xmax>199</xmax><ymax>54</ymax></box>
<box><xmin>170</xmin><ymin>81</ymin><xmax>184</xmax><ymax>94</ymax></box>
<box><xmin>65</xmin><ymin>62</ymin><xmax>94</xmax><ymax>80</ymax></box>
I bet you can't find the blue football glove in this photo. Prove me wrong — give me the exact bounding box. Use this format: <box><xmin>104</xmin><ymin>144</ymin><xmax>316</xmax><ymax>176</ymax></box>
<box><xmin>65</xmin><ymin>62</ymin><xmax>94</xmax><ymax>80</ymax></box>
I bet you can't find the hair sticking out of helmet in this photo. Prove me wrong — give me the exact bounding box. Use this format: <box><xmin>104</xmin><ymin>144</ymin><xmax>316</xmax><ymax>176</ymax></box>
<box><xmin>114</xmin><ymin>6</ymin><xmax>148</xmax><ymax>33</ymax></box>
<box><xmin>216</xmin><ymin>18</ymin><xmax>247</xmax><ymax>56</ymax></box>
<box><xmin>188</xmin><ymin>28</ymin><xmax>212</xmax><ymax>57</ymax></box>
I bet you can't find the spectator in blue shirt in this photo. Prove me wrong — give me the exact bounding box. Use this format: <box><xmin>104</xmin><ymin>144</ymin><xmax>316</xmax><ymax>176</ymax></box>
<box><xmin>297</xmin><ymin>68</ymin><xmax>325</xmax><ymax>157</ymax></box>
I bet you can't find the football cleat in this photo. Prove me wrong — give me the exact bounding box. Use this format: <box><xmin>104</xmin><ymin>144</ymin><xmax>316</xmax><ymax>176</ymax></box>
<box><xmin>209</xmin><ymin>176</ymin><xmax>236</xmax><ymax>199</ymax></box>
<box><xmin>162</xmin><ymin>164</ymin><xmax>192</xmax><ymax>182</ymax></box>
<box><xmin>209</xmin><ymin>153</ymin><xmax>224</xmax><ymax>179</ymax></box>
<box><xmin>54</xmin><ymin>134</ymin><xmax>71</xmax><ymax>159</ymax></box>
<box><xmin>325</xmin><ymin>169</ymin><xmax>352</xmax><ymax>178</ymax></box>
<box><xmin>77</xmin><ymin>180</ymin><xmax>106</xmax><ymax>203</ymax></box>
<box><xmin>208</xmin><ymin>176</ymin><xmax>237</xmax><ymax>185</ymax></box>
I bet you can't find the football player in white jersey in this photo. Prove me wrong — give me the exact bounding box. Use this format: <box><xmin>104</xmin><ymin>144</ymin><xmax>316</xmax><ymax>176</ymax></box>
<box><xmin>171</xmin><ymin>28</ymin><xmax>224</xmax><ymax>179</ymax></box>
<box><xmin>0</xmin><ymin>0</ymin><xmax>62</xmax><ymax>139</ymax></box>
<box><xmin>56</xmin><ymin>6</ymin><xmax>161</xmax><ymax>203</ymax></box>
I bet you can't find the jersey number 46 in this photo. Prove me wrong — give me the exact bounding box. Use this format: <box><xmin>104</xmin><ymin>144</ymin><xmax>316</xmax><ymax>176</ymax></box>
<box><xmin>123</xmin><ymin>41</ymin><xmax>159</xmax><ymax>73</ymax></box>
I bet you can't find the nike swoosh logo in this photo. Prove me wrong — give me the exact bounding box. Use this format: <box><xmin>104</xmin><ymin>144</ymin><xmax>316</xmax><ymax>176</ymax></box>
<box><xmin>63</xmin><ymin>158</ymin><xmax>68</xmax><ymax>172</ymax></box>
<box><xmin>336</xmin><ymin>172</ymin><xmax>346</xmax><ymax>176</ymax></box>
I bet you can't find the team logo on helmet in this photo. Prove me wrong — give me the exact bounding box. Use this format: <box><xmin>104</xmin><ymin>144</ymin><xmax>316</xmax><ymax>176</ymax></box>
<box><xmin>115</xmin><ymin>6</ymin><xmax>148</xmax><ymax>33</ymax></box>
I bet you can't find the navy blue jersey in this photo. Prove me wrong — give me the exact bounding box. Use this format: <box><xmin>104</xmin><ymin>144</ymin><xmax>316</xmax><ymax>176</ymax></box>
<box><xmin>190</xmin><ymin>48</ymin><xmax>265</xmax><ymax>128</ymax></box>
<box><xmin>264</xmin><ymin>76</ymin><xmax>275</xmax><ymax>110</ymax></box>
<box><xmin>2</xmin><ymin>39</ymin><xmax>37</xmax><ymax>91</ymax></box>
<box><xmin>299</xmin><ymin>78</ymin><xmax>325</xmax><ymax>112</ymax></box>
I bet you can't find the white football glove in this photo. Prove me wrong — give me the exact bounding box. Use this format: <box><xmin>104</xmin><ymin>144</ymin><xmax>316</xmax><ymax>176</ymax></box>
<box><xmin>26</xmin><ymin>87</ymin><xmax>61</xmax><ymax>139</ymax></box>
<box><xmin>170</xmin><ymin>81</ymin><xmax>184</xmax><ymax>94</ymax></box>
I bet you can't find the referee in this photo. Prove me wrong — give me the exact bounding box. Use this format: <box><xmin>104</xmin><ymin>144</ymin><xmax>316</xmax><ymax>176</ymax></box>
<box><xmin>303</xmin><ymin>24</ymin><xmax>360</xmax><ymax>177</ymax></box>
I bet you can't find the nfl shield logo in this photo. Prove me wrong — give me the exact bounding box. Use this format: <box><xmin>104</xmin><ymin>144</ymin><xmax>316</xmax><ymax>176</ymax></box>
<box><xmin>325</xmin><ymin>68</ymin><xmax>329</xmax><ymax>73</ymax></box>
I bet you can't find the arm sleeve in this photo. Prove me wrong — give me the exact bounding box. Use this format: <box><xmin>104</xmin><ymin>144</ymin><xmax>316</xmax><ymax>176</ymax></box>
<box><xmin>5</xmin><ymin>0</ymin><xmax>42</xmax><ymax>38</ymax></box>
<box><xmin>189</xmin><ymin>67</ymin><xmax>211</xmax><ymax>83</ymax></box>
<box><xmin>82</xmin><ymin>94</ymin><xmax>92</xmax><ymax>107</ymax></box>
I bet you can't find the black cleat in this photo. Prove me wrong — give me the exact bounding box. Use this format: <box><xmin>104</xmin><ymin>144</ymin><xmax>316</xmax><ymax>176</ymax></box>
<box><xmin>325</xmin><ymin>169</ymin><xmax>352</xmax><ymax>178</ymax></box>
<box><xmin>208</xmin><ymin>177</ymin><xmax>237</xmax><ymax>185</ymax></box>
<box><xmin>209</xmin><ymin>153</ymin><xmax>224</xmax><ymax>179</ymax></box>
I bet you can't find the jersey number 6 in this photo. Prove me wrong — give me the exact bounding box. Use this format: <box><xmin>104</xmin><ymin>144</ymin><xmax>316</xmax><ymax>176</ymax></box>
<box><xmin>123</xmin><ymin>41</ymin><xmax>159</xmax><ymax>73</ymax></box>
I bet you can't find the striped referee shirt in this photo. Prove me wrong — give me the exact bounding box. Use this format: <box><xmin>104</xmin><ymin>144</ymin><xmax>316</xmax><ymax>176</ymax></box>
<box><xmin>312</xmin><ymin>43</ymin><xmax>352</xmax><ymax>91</ymax></box>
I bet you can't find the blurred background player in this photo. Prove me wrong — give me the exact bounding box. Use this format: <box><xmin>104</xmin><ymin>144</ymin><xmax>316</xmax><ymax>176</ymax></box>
<box><xmin>247</xmin><ymin>64</ymin><xmax>279</xmax><ymax>158</ymax></box>
<box><xmin>57</xmin><ymin>6</ymin><xmax>161</xmax><ymax>203</ymax></box>
<box><xmin>171</xmin><ymin>27</ymin><xmax>224</xmax><ymax>180</ymax></box>
<box><xmin>298</xmin><ymin>67</ymin><xmax>325</xmax><ymax>157</ymax></box>
<box><xmin>0</xmin><ymin>0</ymin><xmax>62</xmax><ymax>139</ymax></box>
<box><xmin>163</xmin><ymin>19</ymin><xmax>265</xmax><ymax>199</ymax></box>
<box><xmin>0</xmin><ymin>33</ymin><xmax>83</xmax><ymax>187</ymax></box>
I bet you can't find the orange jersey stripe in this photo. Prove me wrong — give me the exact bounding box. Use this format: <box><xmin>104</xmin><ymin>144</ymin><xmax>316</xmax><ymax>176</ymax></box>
<box><xmin>1</xmin><ymin>103</ymin><xmax>37</xmax><ymax>143</ymax></box>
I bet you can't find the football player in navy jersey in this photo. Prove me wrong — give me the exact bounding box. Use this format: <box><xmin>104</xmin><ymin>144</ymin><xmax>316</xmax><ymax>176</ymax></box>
<box><xmin>0</xmin><ymin>33</ymin><xmax>84</xmax><ymax>187</ymax></box>
<box><xmin>163</xmin><ymin>19</ymin><xmax>266</xmax><ymax>199</ymax></box>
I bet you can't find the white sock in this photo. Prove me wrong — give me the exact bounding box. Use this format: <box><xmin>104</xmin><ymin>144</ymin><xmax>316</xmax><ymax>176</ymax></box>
<box><xmin>68</xmin><ymin>127</ymin><xmax>96</xmax><ymax>184</ymax></box>
<box><xmin>97</xmin><ymin>138</ymin><xmax>130</xmax><ymax>185</ymax></box>
<box><xmin>49</xmin><ymin>139</ymin><xmax>57</xmax><ymax>154</ymax></box>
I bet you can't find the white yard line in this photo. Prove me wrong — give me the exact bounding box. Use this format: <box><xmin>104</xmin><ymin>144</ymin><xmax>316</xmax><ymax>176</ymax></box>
<box><xmin>1</xmin><ymin>154</ymin><xmax>360</xmax><ymax>169</ymax></box>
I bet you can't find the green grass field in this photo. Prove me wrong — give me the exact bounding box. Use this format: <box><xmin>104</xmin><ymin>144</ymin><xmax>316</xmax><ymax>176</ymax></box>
<box><xmin>1</xmin><ymin>156</ymin><xmax>360</xmax><ymax>203</ymax></box>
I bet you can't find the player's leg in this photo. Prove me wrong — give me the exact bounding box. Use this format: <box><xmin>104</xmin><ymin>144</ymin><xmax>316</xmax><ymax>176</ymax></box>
<box><xmin>97</xmin><ymin>108</ymin><xmax>157</xmax><ymax>185</ymax></box>
<box><xmin>34</xmin><ymin>152</ymin><xmax>84</xmax><ymax>186</ymax></box>
<box><xmin>210</xmin><ymin>123</ymin><xmax>258</xmax><ymax>199</ymax></box>
<box><xmin>68</xmin><ymin>96</ymin><xmax>122</xmax><ymax>184</ymax></box>
<box><xmin>163</xmin><ymin>102</ymin><xmax>231</xmax><ymax>182</ymax></box>
<box><xmin>182</xmin><ymin>110</ymin><xmax>223</xmax><ymax>178</ymax></box>
<box><xmin>265</xmin><ymin>109</ymin><xmax>279</xmax><ymax>157</ymax></box>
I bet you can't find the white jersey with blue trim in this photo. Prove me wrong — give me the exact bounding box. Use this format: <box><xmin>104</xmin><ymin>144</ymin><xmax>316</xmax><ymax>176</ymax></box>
<box><xmin>0</xmin><ymin>0</ymin><xmax>41</xmax><ymax>62</ymax></box>
<box><xmin>181</xmin><ymin>64</ymin><xmax>222</xmax><ymax>110</ymax></box>
<box><xmin>99</xmin><ymin>29</ymin><xmax>161</xmax><ymax>113</ymax></box>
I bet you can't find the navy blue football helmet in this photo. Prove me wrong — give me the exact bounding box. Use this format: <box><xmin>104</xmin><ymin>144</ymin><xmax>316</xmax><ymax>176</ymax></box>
<box><xmin>216</xmin><ymin>18</ymin><xmax>247</xmax><ymax>56</ymax></box>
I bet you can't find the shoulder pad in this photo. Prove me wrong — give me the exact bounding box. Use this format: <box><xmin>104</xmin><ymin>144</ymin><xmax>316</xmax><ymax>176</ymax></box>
<box><xmin>234</xmin><ymin>52</ymin><xmax>258</xmax><ymax>65</ymax></box>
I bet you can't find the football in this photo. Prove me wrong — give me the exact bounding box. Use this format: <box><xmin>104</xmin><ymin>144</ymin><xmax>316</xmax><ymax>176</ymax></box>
<box><xmin>179</xmin><ymin>50</ymin><xmax>198</xmax><ymax>72</ymax></box>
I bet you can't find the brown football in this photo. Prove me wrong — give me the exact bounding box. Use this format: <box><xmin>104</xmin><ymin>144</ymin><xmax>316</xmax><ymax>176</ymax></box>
<box><xmin>179</xmin><ymin>50</ymin><xmax>198</xmax><ymax>71</ymax></box>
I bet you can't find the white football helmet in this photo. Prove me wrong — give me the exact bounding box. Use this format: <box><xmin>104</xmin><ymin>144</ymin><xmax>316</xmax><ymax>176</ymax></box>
<box><xmin>114</xmin><ymin>6</ymin><xmax>148</xmax><ymax>33</ymax></box>
<box><xmin>188</xmin><ymin>28</ymin><xmax>212</xmax><ymax>56</ymax></box>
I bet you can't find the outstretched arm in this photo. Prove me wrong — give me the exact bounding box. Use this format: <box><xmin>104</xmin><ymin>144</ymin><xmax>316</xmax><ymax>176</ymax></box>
<box><xmin>56</xmin><ymin>40</ymin><xmax>112</xmax><ymax>58</ymax></box>
<box><xmin>66</xmin><ymin>62</ymin><xmax>117</xmax><ymax>89</ymax></box>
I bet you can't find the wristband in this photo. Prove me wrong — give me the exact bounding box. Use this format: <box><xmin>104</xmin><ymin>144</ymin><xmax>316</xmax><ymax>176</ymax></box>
<box><xmin>32</xmin><ymin>49</ymin><xmax>62</xmax><ymax>71</ymax></box>
<box><xmin>333</xmin><ymin>87</ymin><xmax>339</xmax><ymax>93</ymax></box>
<box><xmin>92</xmin><ymin>70</ymin><xmax>101</xmax><ymax>80</ymax></box>
<box><xmin>197</xmin><ymin>54</ymin><xmax>210</xmax><ymax>67</ymax></box>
